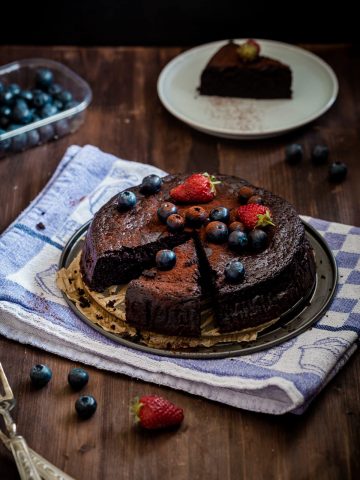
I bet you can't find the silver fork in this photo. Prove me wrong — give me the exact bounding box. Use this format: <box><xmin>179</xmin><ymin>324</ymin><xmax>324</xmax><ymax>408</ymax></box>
<box><xmin>0</xmin><ymin>362</ymin><xmax>42</xmax><ymax>480</ymax></box>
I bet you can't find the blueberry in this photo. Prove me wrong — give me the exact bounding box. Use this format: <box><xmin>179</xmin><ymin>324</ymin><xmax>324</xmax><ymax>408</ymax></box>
<box><xmin>32</xmin><ymin>90</ymin><xmax>51</xmax><ymax>109</ymax></box>
<box><xmin>47</xmin><ymin>83</ymin><xmax>62</xmax><ymax>96</ymax></box>
<box><xmin>312</xmin><ymin>145</ymin><xmax>329</xmax><ymax>164</ymax></box>
<box><xmin>285</xmin><ymin>144</ymin><xmax>303</xmax><ymax>164</ymax></box>
<box><xmin>248</xmin><ymin>195</ymin><xmax>263</xmax><ymax>205</ymax></box>
<box><xmin>63</xmin><ymin>100</ymin><xmax>78</xmax><ymax>110</ymax></box>
<box><xmin>27</xmin><ymin>129</ymin><xmax>40</xmax><ymax>148</ymax></box>
<box><xmin>0</xmin><ymin>89</ymin><xmax>14</xmax><ymax>106</ymax></box>
<box><xmin>185</xmin><ymin>206</ymin><xmax>207</xmax><ymax>228</ymax></box>
<box><xmin>30</xmin><ymin>364</ymin><xmax>52</xmax><ymax>388</ymax></box>
<box><xmin>156</xmin><ymin>249</ymin><xmax>176</xmax><ymax>270</ymax></box>
<box><xmin>248</xmin><ymin>229</ymin><xmax>268</xmax><ymax>251</ymax></box>
<box><xmin>53</xmin><ymin>99</ymin><xmax>64</xmax><ymax>111</ymax></box>
<box><xmin>229</xmin><ymin>221</ymin><xmax>246</xmax><ymax>232</ymax></box>
<box><xmin>40</xmin><ymin>103</ymin><xmax>58</xmax><ymax>118</ymax></box>
<box><xmin>329</xmin><ymin>162</ymin><xmax>347</xmax><ymax>182</ymax></box>
<box><xmin>209</xmin><ymin>206</ymin><xmax>229</xmax><ymax>223</ymax></box>
<box><xmin>56</xmin><ymin>90</ymin><xmax>73</xmax><ymax>104</ymax></box>
<box><xmin>166</xmin><ymin>213</ymin><xmax>185</xmax><ymax>232</ymax></box>
<box><xmin>117</xmin><ymin>190</ymin><xmax>137</xmax><ymax>210</ymax></box>
<box><xmin>238</xmin><ymin>186</ymin><xmax>255</xmax><ymax>204</ymax></box>
<box><xmin>228</xmin><ymin>230</ymin><xmax>248</xmax><ymax>251</ymax></box>
<box><xmin>224</xmin><ymin>260</ymin><xmax>245</xmax><ymax>283</ymax></box>
<box><xmin>75</xmin><ymin>395</ymin><xmax>97</xmax><ymax>419</ymax></box>
<box><xmin>36</xmin><ymin>68</ymin><xmax>54</xmax><ymax>88</ymax></box>
<box><xmin>18</xmin><ymin>90</ymin><xmax>34</xmax><ymax>103</ymax></box>
<box><xmin>54</xmin><ymin>119</ymin><xmax>70</xmax><ymax>138</ymax></box>
<box><xmin>38</xmin><ymin>124</ymin><xmax>55</xmax><ymax>143</ymax></box>
<box><xmin>68</xmin><ymin>367</ymin><xmax>89</xmax><ymax>391</ymax></box>
<box><xmin>11</xmin><ymin>132</ymin><xmax>28</xmax><ymax>152</ymax></box>
<box><xmin>0</xmin><ymin>105</ymin><xmax>12</xmax><ymax>119</ymax></box>
<box><xmin>0</xmin><ymin>129</ymin><xmax>11</xmax><ymax>154</ymax></box>
<box><xmin>140</xmin><ymin>174</ymin><xmax>162</xmax><ymax>195</ymax></box>
<box><xmin>157</xmin><ymin>202</ymin><xmax>177</xmax><ymax>223</ymax></box>
<box><xmin>205</xmin><ymin>221</ymin><xmax>228</xmax><ymax>243</ymax></box>
<box><xmin>0</xmin><ymin>81</ymin><xmax>4</xmax><ymax>93</ymax></box>
<box><xmin>8</xmin><ymin>83</ymin><xmax>21</xmax><ymax>96</ymax></box>
<box><xmin>12</xmin><ymin>99</ymin><xmax>32</xmax><ymax>124</ymax></box>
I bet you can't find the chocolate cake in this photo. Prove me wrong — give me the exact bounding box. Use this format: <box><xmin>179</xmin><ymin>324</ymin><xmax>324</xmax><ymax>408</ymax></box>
<box><xmin>126</xmin><ymin>239</ymin><xmax>202</xmax><ymax>337</ymax></box>
<box><xmin>81</xmin><ymin>174</ymin><xmax>316</xmax><ymax>337</ymax></box>
<box><xmin>199</xmin><ymin>40</ymin><xmax>292</xmax><ymax>99</ymax></box>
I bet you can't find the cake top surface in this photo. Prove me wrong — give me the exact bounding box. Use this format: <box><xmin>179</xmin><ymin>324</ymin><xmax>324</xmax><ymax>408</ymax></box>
<box><xmin>206</xmin><ymin>41</ymin><xmax>290</xmax><ymax>71</ymax></box>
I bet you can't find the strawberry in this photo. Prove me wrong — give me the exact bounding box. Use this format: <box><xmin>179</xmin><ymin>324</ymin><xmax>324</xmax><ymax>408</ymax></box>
<box><xmin>237</xmin><ymin>39</ymin><xmax>261</xmax><ymax>63</ymax></box>
<box><xmin>170</xmin><ymin>173</ymin><xmax>220</xmax><ymax>203</ymax></box>
<box><xmin>131</xmin><ymin>395</ymin><xmax>184</xmax><ymax>430</ymax></box>
<box><xmin>237</xmin><ymin>204</ymin><xmax>275</xmax><ymax>230</ymax></box>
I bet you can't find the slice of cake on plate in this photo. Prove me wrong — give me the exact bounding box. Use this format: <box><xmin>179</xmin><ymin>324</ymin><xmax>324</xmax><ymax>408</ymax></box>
<box><xmin>199</xmin><ymin>39</ymin><xmax>292</xmax><ymax>99</ymax></box>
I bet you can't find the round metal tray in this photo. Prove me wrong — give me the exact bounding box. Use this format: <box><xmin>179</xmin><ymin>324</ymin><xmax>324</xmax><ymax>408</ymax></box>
<box><xmin>59</xmin><ymin>221</ymin><xmax>337</xmax><ymax>359</ymax></box>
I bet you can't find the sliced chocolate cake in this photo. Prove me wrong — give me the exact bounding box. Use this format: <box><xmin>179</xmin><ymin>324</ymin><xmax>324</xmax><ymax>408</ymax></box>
<box><xmin>199</xmin><ymin>40</ymin><xmax>292</xmax><ymax>99</ymax></box>
<box><xmin>126</xmin><ymin>239</ymin><xmax>202</xmax><ymax>337</ymax></box>
<box><xmin>81</xmin><ymin>173</ymin><xmax>316</xmax><ymax>337</ymax></box>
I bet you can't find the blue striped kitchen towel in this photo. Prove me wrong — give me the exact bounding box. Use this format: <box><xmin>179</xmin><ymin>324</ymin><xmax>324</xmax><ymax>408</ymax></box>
<box><xmin>0</xmin><ymin>144</ymin><xmax>359</xmax><ymax>415</ymax></box>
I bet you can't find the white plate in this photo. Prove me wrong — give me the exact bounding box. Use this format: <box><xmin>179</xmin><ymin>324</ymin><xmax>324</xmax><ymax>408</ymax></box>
<box><xmin>157</xmin><ymin>39</ymin><xmax>338</xmax><ymax>139</ymax></box>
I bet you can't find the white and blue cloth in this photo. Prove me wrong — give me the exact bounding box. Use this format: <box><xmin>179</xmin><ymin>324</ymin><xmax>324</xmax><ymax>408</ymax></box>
<box><xmin>0</xmin><ymin>145</ymin><xmax>359</xmax><ymax>414</ymax></box>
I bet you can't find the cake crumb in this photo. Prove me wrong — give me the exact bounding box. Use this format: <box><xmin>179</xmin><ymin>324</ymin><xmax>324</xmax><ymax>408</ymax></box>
<box><xmin>36</xmin><ymin>222</ymin><xmax>45</xmax><ymax>230</ymax></box>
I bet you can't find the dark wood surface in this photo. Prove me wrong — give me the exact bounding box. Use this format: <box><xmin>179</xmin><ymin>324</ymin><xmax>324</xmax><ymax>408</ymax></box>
<box><xmin>0</xmin><ymin>44</ymin><xmax>359</xmax><ymax>480</ymax></box>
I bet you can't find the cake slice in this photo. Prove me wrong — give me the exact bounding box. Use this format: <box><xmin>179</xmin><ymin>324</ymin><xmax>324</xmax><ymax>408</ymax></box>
<box><xmin>199</xmin><ymin>40</ymin><xmax>292</xmax><ymax>99</ymax></box>
<box><xmin>125</xmin><ymin>239</ymin><xmax>203</xmax><ymax>337</ymax></box>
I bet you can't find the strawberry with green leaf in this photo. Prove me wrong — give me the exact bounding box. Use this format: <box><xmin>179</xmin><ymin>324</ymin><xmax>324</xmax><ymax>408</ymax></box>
<box><xmin>170</xmin><ymin>173</ymin><xmax>220</xmax><ymax>203</ymax></box>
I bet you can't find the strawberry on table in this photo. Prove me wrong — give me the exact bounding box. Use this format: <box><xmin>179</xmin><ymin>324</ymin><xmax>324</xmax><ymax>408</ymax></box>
<box><xmin>237</xmin><ymin>204</ymin><xmax>275</xmax><ymax>230</ymax></box>
<box><xmin>170</xmin><ymin>173</ymin><xmax>220</xmax><ymax>203</ymax></box>
<box><xmin>131</xmin><ymin>395</ymin><xmax>184</xmax><ymax>430</ymax></box>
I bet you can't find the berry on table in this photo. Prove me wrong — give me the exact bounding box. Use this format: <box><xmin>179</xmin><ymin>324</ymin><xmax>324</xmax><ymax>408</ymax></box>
<box><xmin>68</xmin><ymin>367</ymin><xmax>89</xmax><ymax>391</ymax></box>
<box><xmin>205</xmin><ymin>221</ymin><xmax>228</xmax><ymax>243</ymax></box>
<box><xmin>228</xmin><ymin>230</ymin><xmax>248</xmax><ymax>251</ymax></box>
<box><xmin>225</xmin><ymin>260</ymin><xmax>245</xmax><ymax>283</ymax></box>
<box><xmin>156</xmin><ymin>249</ymin><xmax>176</xmax><ymax>270</ymax></box>
<box><xmin>209</xmin><ymin>206</ymin><xmax>229</xmax><ymax>223</ymax></box>
<box><xmin>248</xmin><ymin>229</ymin><xmax>268</xmax><ymax>251</ymax></box>
<box><xmin>329</xmin><ymin>162</ymin><xmax>347</xmax><ymax>182</ymax></box>
<box><xmin>56</xmin><ymin>90</ymin><xmax>73</xmax><ymax>104</ymax></box>
<box><xmin>166</xmin><ymin>213</ymin><xmax>185</xmax><ymax>232</ymax></box>
<box><xmin>117</xmin><ymin>191</ymin><xmax>137</xmax><ymax>210</ymax></box>
<box><xmin>0</xmin><ymin>89</ymin><xmax>14</xmax><ymax>106</ymax></box>
<box><xmin>157</xmin><ymin>202</ymin><xmax>177</xmax><ymax>223</ymax></box>
<box><xmin>8</xmin><ymin>83</ymin><xmax>21</xmax><ymax>96</ymax></box>
<box><xmin>237</xmin><ymin>204</ymin><xmax>275</xmax><ymax>230</ymax></box>
<box><xmin>131</xmin><ymin>395</ymin><xmax>184</xmax><ymax>430</ymax></box>
<box><xmin>75</xmin><ymin>395</ymin><xmax>97</xmax><ymax>419</ymax></box>
<box><xmin>38</xmin><ymin>124</ymin><xmax>55</xmax><ymax>143</ymax></box>
<box><xmin>185</xmin><ymin>206</ymin><xmax>208</xmax><ymax>228</ymax></box>
<box><xmin>140</xmin><ymin>174</ymin><xmax>162</xmax><ymax>195</ymax></box>
<box><xmin>238</xmin><ymin>185</ymin><xmax>255</xmax><ymax>204</ymax></box>
<box><xmin>30</xmin><ymin>364</ymin><xmax>52</xmax><ymax>388</ymax></box>
<box><xmin>18</xmin><ymin>90</ymin><xmax>34</xmax><ymax>103</ymax></box>
<box><xmin>312</xmin><ymin>144</ymin><xmax>329</xmax><ymax>164</ymax></box>
<box><xmin>11</xmin><ymin>132</ymin><xmax>28</xmax><ymax>152</ymax></box>
<box><xmin>170</xmin><ymin>173</ymin><xmax>220</xmax><ymax>203</ymax></box>
<box><xmin>32</xmin><ymin>90</ymin><xmax>50</xmax><ymax>109</ymax></box>
<box><xmin>27</xmin><ymin>129</ymin><xmax>41</xmax><ymax>148</ymax></box>
<box><xmin>48</xmin><ymin>83</ymin><xmax>63</xmax><ymax>96</ymax></box>
<box><xmin>285</xmin><ymin>144</ymin><xmax>303</xmax><ymax>164</ymax></box>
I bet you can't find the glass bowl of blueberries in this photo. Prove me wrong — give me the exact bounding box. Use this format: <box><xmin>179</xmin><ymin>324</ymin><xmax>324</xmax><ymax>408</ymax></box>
<box><xmin>0</xmin><ymin>58</ymin><xmax>92</xmax><ymax>156</ymax></box>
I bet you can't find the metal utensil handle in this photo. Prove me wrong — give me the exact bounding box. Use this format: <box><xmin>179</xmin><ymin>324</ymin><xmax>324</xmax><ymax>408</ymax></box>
<box><xmin>9</xmin><ymin>435</ymin><xmax>42</xmax><ymax>480</ymax></box>
<box><xmin>29</xmin><ymin>447</ymin><xmax>76</xmax><ymax>480</ymax></box>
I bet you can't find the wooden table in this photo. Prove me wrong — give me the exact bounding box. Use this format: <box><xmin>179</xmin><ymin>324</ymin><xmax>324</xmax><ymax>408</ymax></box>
<box><xmin>0</xmin><ymin>45</ymin><xmax>359</xmax><ymax>480</ymax></box>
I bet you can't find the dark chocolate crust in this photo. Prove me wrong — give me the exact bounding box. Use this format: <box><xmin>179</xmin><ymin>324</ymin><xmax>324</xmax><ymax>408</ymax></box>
<box><xmin>199</xmin><ymin>41</ymin><xmax>292</xmax><ymax>99</ymax></box>
<box><xmin>81</xmin><ymin>173</ymin><xmax>316</xmax><ymax>337</ymax></box>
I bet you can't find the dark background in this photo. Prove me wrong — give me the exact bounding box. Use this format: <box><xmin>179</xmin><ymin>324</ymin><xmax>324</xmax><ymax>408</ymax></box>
<box><xmin>0</xmin><ymin>0</ymin><xmax>354</xmax><ymax>46</ymax></box>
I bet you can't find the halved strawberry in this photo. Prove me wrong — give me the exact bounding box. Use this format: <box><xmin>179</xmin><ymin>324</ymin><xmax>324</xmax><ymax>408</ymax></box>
<box><xmin>237</xmin><ymin>204</ymin><xmax>275</xmax><ymax>230</ymax></box>
<box><xmin>170</xmin><ymin>173</ymin><xmax>220</xmax><ymax>203</ymax></box>
<box><xmin>131</xmin><ymin>395</ymin><xmax>184</xmax><ymax>430</ymax></box>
